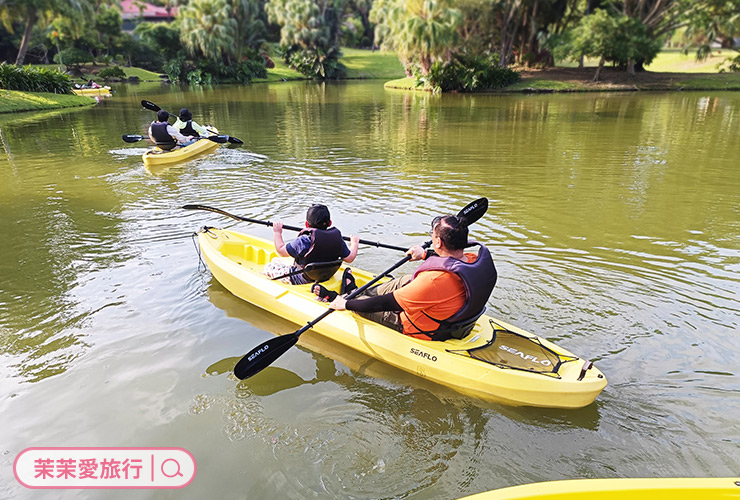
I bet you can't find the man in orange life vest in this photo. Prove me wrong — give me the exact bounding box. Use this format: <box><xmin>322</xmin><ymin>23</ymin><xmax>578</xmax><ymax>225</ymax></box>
<box><xmin>329</xmin><ymin>215</ymin><xmax>497</xmax><ymax>341</ymax></box>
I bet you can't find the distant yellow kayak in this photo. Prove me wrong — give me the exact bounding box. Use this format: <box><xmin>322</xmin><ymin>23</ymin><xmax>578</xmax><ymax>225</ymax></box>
<box><xmin>143</xmin><ymin>127</ymin><xmax>220</xmax><ymax>166</ymax></box>
<box><xmin>457</xmin><ymin>478</ymin><xmax>740</xmax><ymax>499</ymax></box>
<box><xmin>196</xmin><ymin>228</ymin><xmax>608</xmax><ymax>409</ymax></box>
<box><xmin>71</xmin><ymin>86</ymin><xmax>111</xmax><ymax>96</ymax></box>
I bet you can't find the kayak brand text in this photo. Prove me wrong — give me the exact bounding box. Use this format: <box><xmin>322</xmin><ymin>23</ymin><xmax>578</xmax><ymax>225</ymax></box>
<box><xmin>248</xmin><ymin>345</ymin><xmax>268</xmax><ymax>362</ymax></box>
<box><xmin>410</xmin><ymin>348</ymin><xmax>438</xmax><ymax>362</ymax></box>
<box><xmin>498</xmin><ymin>345</ymin><xmax>553</xmax><ymax>366</ymax></box>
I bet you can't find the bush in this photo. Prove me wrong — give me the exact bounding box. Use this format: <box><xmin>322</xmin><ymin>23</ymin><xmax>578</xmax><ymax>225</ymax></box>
<box><xmin>98</xmin><ymin>66</ymin><xmax>127</xmax><ymax>79</ymax></box>
<box><xmin>163</xmin><ymin>57</ymin><xmax>267</xmax><ymax>84</ymax></box>
<box><xmin>0</xmin><ymin>63</ymin><xmax>73</xmax><ymax>93</ymax></box>
<box><xmin>284</xmin><ymin>46</ymin><xmax>346</xmax><ymax>79</ymax></box>
<box><xmin>417</xmin><ymin>55</ymin><xmax>521</xmax><ymax>93</ymax></box>
<box><xmin>53</xmin><ymin>48</ymin><xmax>94</xmax><ymax>70</ymax></box>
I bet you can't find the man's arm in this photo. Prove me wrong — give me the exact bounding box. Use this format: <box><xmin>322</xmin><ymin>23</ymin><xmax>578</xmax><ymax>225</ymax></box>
<box><xmin>166</xmin><ymin>124</ymin><xmax>190</xmax><ymax>144</ymax></box>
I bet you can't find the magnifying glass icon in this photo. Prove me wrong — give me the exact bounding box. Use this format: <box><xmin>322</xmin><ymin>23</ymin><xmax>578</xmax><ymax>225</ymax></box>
<box><xmin>161</xmin><ymin>458</ymin><xmax>183</xmax><ymax>478</ymax></box>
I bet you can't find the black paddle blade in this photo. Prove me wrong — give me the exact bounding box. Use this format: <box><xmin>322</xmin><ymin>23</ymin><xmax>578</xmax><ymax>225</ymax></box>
<box><xmin>457</xmin><ymin>197</ymin><xmax>488</xmax><ymax>225</ymax></box>
<box><xmin>227</xmin><ymin>136</ymin><xmax>244</xmax><ymax>145</ymax></box>
<box><xmin>122</xmin><ymin>134</ymin><xmax>144</xmax><ymax>143</ymax></box>
<box><xmin>205</xmin><ymin>135</ymin><xmax>229</xmax><ymax>144</ymax></box>
<box><xmin>234</xmin><ymin>333</ymin><xmax>300</xmax><ymax>380</ymax></box>
<box><xmin>141</xmin><ymin>100</ymin><xmax>160</xmax><ymax>112</ymax></box>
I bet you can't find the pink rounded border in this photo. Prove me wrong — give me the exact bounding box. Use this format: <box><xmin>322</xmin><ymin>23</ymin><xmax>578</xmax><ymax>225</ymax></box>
<box><xmin>14</xmin><ymin>447</ymin><xmax>197</xmax><ymax>489</ymax></box>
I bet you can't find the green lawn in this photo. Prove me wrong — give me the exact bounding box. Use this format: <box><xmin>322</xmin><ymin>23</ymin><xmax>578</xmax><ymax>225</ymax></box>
<box><xmin>31</xmin><ymin>64</ymin><xmax>163</xmax><ymax>82</ymax></box>
<box><xmin>645</xmin><ymin>48</ymin><xmax>732</xmax><ymax>73</ymax></box>
<box><xmin>0</xmin><ymin>89</ymin><xmax>95</xmax><ymax>113</ymax></box>
<box><xmin>557</xmin><ymin>48</ymin><xmax>734</xmax><ymax>73</ymax></box>
<box><xmin>255</xmin><ymin>48</ymin><xmax>406</xmax><ymax>82</ymax></box>
<box><xmin>342</xmin><ymin>48</ymin><xmax>406</xmax><ymax>79</ymax></box>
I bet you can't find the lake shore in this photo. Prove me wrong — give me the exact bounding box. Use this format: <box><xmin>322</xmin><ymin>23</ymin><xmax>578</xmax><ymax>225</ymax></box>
<box><xmin>0</xmin><ymin>89</ymin><xmax>96</xmax><ymax>113</ymax></box>
<box><xmin>384</xmin><ymin>66</ymin><xmax>740</xmax><ymax>92</ymax></box>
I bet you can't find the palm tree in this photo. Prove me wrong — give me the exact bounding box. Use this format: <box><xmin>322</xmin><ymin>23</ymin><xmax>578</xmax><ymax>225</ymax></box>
<box><xmin>179</xmin><ymin>0</ymin><xmax>235</xmax><ymax>64</ymax></box>
<box><xmin>371</xmin><ymin>0</ymin><xmax>461</xmax><ymax>75</ymax></box>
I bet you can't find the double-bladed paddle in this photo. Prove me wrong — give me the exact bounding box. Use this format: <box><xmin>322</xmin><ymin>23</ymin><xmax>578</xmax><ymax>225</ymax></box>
<box><xmin>182</xmin><ymin>203</ymin><xmax>410</xmax><ymax>252</ymax></box>
<box><xmin>122</xmin><ymin>134</ymin><xmax>230</xmax><ymax>144</ymax></box>
<box><xmin>140</xmin><ymin>99</ymin><xmax>244</xmax><ymax>146</ymax></box>
<box><xmin>232</xmin><ymin>197</ymin><xmax>489</xmax><ymax>380</ymax></box>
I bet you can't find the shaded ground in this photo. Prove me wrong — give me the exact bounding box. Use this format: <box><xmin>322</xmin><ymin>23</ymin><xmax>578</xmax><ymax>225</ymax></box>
<box><xmin>514</xmin><ymin>66</ymin><xmax>740</xmax><ymax>91</ymax></box>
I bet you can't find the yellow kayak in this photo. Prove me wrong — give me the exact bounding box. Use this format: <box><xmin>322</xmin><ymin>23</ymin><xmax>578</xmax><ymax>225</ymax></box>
<box><xmin>142</xmin><ymin>127</ymin><xmax>220</xmax><ymax>166</ymax></box>
<box><xmin>71</xmin><ymin>86</ymin><xmax>111</xmax><ymax>96</ymax></box>
<box><xmin>457</xmin><ymin>478</ymin><xmax>740</xmax><ymax>499</ymax></box>
<box><xmin>197</xmin><ymin>228</ymin><xmax>607</xmax><ymax>409</ymax></box>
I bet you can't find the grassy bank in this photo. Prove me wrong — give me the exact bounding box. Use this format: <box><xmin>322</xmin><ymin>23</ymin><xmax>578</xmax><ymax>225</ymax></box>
<box><xmin>0</xmin><ymin>89</ymin><xmax>95</xmax><ymax>113</ymax></box>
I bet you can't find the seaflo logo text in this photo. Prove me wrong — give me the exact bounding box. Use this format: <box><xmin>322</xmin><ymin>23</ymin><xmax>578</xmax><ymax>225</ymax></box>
<box><xmin>14</xmin><ymin>448</ymin><xmax>196</xmax><ymax>489</ymax></box>
<box><xmin>410</xmin><ymin>348</ymin><xmax>438</xmax><ymax>362</ymax></box>
<box><xmin>499</xmin><ymin>345</ymin><xmax>553</xmax><ymax>365</ymax></box>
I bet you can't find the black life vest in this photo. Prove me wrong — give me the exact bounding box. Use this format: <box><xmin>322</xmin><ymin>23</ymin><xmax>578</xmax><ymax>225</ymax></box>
<box><xmin>410</xmin><ymin>242</ymin><xmax>497</xmax><ymax>339</ymax></box>
<box><xmin>180</xmin><ymin>120</ymin><xmax>199</xmax><ymax>138</ymax></box>
<box><xmin>295</xmin><ymin>227</ymin><xmax>345</xmax><ymax>282</ymax></box>
<box><xmin>150</xmin><ymin>122</ymin><xmax>176</xmax><ymax>148</ymax></box>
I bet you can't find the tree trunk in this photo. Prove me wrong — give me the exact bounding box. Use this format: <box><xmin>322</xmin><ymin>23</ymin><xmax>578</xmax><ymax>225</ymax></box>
<box><xmin>15</xmin><ymin>9</ymin><xmax>38</xmax><ymax>65</ymax></box>
<box><xmin>627</xmin><ymin>59</ymin><xmax>635</xmax><ymax>75</ymax></box>
<box><xmin>593</xmin><ymin>55</ymin><xmax>605</xmax><ymax>81</ymax></box>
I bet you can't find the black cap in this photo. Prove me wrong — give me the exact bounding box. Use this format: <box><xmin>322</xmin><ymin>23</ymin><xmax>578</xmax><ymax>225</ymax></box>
<box><xmin>179</xmin><ymin>108</ymin><xmax>192</xmax><ymax>121</ymax></box>
<box><xmin>306</xmin><ymin>204</ymin><xmax>331</xmax><ymax>229</ymax></box>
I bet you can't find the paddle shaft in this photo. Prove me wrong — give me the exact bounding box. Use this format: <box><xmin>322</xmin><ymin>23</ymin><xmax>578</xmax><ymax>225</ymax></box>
<box><xmin>182</xmin><ymin>204</ymin><xmax>409</xmax><ymax>252</ymax></box>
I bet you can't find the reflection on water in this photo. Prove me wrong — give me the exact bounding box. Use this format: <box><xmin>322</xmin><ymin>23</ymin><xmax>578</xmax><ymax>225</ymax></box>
<box><xmin>1</xmin><ymin>83</ymin><xmax>739</xmax><ymax>499</ymax></box>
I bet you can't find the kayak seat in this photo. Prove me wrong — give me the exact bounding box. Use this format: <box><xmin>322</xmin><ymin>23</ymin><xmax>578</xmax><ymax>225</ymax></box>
<box><xmin>155</xmin><ymin>141</ymin><xmax>177</xmax><ymax>151</ymax></box>
<box><xmin>268</xmin><ymin>259</ymin><xmax>343</xmax><ymax>284</ymax></box>
<box><xmin>429</xmin><ymin>307</ymin><xmax>486</xmax><ymax>341</ymax></box>
<box><xmin>302</xmin><ymin>259</ymin><xmax>343</xmax><ymax>283</ymax></box>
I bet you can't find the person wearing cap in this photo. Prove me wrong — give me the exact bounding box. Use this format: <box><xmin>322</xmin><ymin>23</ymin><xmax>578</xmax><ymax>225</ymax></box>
<box><xmin>265</xmin><ymin>204</ymin><xmax>360</xmax><ymax>285</ymax></box>
<box><xmin>148</xmin><ymin>110</ymin><xmax>194</xmax><ymax>150</ymax></box>
<box><xmin>173</xmin><ymin>108</ymin><xmax>209</xmax><ymax>140</ymax></box>
<box><xmin>328</xmin><ymin>215</ymin><xmax>497</xmax><ymax>341</ymax></box>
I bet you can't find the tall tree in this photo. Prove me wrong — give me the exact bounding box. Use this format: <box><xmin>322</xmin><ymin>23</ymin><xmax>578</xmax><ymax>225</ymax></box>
<box><xmin>179</xmin><ymin>0</ymin><xmax>235</xmax><ymax>63</ymax></box>
<box><xmin>3</xmin><ymin>0</ymin><xmax>89</xmax><ymax>64</ymax></box>
<box><xmin>371</xmin><ymin>0</ymin><xmax>461</xmax><ymax>75</ymax></box>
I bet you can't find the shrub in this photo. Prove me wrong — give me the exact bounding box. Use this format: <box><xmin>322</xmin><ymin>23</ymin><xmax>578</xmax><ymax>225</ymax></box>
<box><xmin>53</xmin><ymin>48</ymin><xmax>94</xmax><ymax>70</ymax></box>
<box><xmin>417</xmin><ymin>55</ymin><xmax>521</xmax><ymax>93</ymax></box>
<box><xmin>98</xmin><ymin>66</ymin><xmax>127</xmax><ymax>79</ymax></box>
<box><xmin>0</xmin><ymin>63</ymin><xmax>73</xmax><ymax>93</ymax></box>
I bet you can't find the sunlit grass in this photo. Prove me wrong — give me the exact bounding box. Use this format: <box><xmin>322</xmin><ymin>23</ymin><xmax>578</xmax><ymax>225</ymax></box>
<box><xmin>0</xmin><ymin>89</ymin><xmax>95</xmax><ymax>113</ymax></box>
<box><xmin>505</xmin><ymin>79</ymin><xmax>583</xmax><ymax>91</ymax></box>
<box><xmin>342</xmin><ymin>48</ymin><xmax>406</xmax><ymax>79</ymax></box>
<box><xmin>645</xmin><ymin>48</ymin><xmax>730</xmax><ymax>73</ymax></box>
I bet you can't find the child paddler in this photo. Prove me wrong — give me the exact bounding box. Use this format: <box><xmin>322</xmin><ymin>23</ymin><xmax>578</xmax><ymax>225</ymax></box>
<box><xmin>264</xmin><ymin>204</ymin><xmax>360</xmax><ymax>288</ymax></box>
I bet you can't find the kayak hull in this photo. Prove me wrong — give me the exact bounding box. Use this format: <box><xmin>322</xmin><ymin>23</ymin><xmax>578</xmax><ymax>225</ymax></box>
<box><xmin>197</xmin><ymin>228</ymin><xmax>608</xmax><ymax>409</ymax></box>
<box><xmin>142</xmin><ymin>127</ymin><xmax>220</xmax><ymax>166</ymax></box>
<box><xmin>72</xmin><ymin>86</ymin><xmax>111</xmax><ymax>96</ymax></box>
<box><xmin>457</xmin><ymin>478</ymin><xmax>740</xmax><ymax>499</ymax></box>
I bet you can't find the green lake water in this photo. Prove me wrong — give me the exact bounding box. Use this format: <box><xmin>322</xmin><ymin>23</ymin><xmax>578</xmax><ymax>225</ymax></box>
<box><xmin>1</xmin><ymin>81</ymin><xmax>738</xmax><ymax>499</ymax></box>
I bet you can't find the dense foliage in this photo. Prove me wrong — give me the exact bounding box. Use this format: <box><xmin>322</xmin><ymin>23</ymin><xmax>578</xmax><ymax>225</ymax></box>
<box><xmin>1</xmin><ymin>0</ymin><xmax>738</xmax><ymax>89</ymax></box>
<box><xmin>0</xmin><ymin>62</ymin><xmax>72</xmax><ymax>93</ymax></box>
<box><xmin>418</xmin><ymin>54</ymin><xmax>521</xmax><ymax>93</ymax></box>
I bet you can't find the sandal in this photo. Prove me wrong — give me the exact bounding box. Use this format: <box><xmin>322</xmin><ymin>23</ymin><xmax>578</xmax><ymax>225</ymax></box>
<box><xmin>311</xmin><ymin>283</ymin><xmax>338</xmax><ymax>302</ymax></box>
<box><xmin>341</xmin><ymin>268</ymin><xmax>358</xmax><ymax>295</ymax></box>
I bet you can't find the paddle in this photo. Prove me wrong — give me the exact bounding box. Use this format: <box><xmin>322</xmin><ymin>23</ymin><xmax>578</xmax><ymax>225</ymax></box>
<box><xmin>122</xmin><ymin>134</ymin><xmax>229</xmax><ymax>144</ymax></box>
<box><xmin>140</xmin><ymin>99</ymin><xmax>244</xmax><ymax>146</ymax></box>
<box><xmin>233</xmin><ymin>197</ymin><xmax>489</xmax><ymax>380</ymax></box>
<box><xmin>182</xmin><ymin>203</ymin><xmax>411</xmax><ymax>252</ymax></box>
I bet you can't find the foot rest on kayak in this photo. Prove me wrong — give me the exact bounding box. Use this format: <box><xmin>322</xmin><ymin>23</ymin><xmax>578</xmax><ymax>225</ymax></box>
<box><xmin>269</xmin><ymin>259</ymin><xmax>343</xmax><ymax>283</ymax></box>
